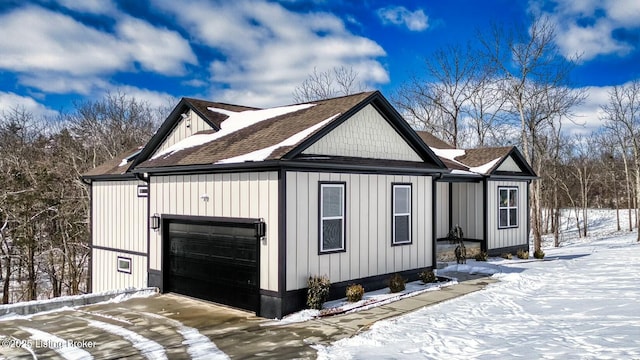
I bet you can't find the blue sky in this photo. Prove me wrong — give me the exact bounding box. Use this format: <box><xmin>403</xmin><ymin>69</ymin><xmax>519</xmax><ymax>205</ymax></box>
<box><xmin>0</xmin><ymin>0</ymin><xmax>639</xmax><ymax>131</ymax></box>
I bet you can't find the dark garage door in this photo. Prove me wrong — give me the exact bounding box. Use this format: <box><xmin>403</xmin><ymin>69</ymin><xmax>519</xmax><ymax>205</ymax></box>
<box><xmin>165</xmin><ymin>218</ymin><xmax>261</xmax><ymax>313</ymax></box>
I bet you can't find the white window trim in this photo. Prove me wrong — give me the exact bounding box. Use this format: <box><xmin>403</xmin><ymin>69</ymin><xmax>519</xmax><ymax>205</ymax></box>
<box><xmin>117</xmin><ymin>256</ymin><xmax>132</xmax><ymax>274</ymax></box>
<box><xmin>319</xmin><ymin>182</ymin><xmax>346</xmax><ymax>253</ymax></box>
<box><xmin>392</xmin><ymin>184</ymin><xmax>412</xmax><ymax>245</ymax></box>
<box><xmin>498</xmin><ymin>187</ymin><xmax>519</xmax><ymax>229</ymax></box>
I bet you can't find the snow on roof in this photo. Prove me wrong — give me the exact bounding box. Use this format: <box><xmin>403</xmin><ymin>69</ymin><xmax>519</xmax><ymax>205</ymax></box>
<box><xmin>430</xmin><ymin>147</ymin><xmax>503</xmax><ymax>175</ymax></box>
<box><xmin>151</xmin><ymin>103</ymin><xmax>316</xmax><ymax>160</ymax></box>
<box><xmin>216</xmin><ymin>113</ymin><xmax>341</xmax><ymax>164</ymax></box>
<box><xmin>469</xmin><ymin>157</ymin><xmax>501</xmax><ymax>174</ymax></box>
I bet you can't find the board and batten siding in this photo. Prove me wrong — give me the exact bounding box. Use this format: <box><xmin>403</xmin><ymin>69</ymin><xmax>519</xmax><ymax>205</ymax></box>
<box><xmin>285</xmin><ymin>171</ymin><xmax>433</xmax><ymax>291</ymax></box>
<box><xmin>154</xmin><ymin>110</ymin><xmax>214</xmax><ymax>156</ymax></box>
<box><xmin>451</xmin><ymin>182</ymin><xmax>484</xmax><ymax>240</ymax></box>
<box><xmin>486</xmin><ymin>180</ymin><xmax>528</xmax><ymax>249</ymax></box>
<box><xmin>302</xmin><ymin>104</ymin><xmax>422</xmax><ymax>162</ymax></box>
<box><xmin>435</xmin><ymin>182</ymin><xmax>449</xmax><ymax>238</ymax></box>
<box><xmin>149</xmin><ymin>172</ymin><xmax>279</xmax><ymax>291</ymax></box>
<box><xmin>91</xmin><ymin>180</ymin><xmax>148</xmax><ymax>291</ymax></box>
<box><xmin>92</xmin><ymin>249</ymin><xmax>147</xmax><ymax>293</ymax></box>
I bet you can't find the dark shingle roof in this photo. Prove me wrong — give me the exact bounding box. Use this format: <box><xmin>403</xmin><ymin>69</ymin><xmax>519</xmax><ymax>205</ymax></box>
<box><xmin>137</xmin><ymin>92</ymin><xmax>376</xmax><ymax>169</ymax></box>
<box><xmin>183</xmin><ymin>98</ymin><xmax>259</xmax><ymax>129</ymax></box>
<box><xmin>455</xmin><ymin>147</ymin><xmax>512</xmax><ymax>171</ymax></box>
<box><xmin>416</xmin><ymin>131</ymin><xmax>455</xmax><ymax>149</ymax></box>
<box><xmin>83</xmin><ymin>146</ymin><xmax>142</xmax><ymax>176</ymax></box>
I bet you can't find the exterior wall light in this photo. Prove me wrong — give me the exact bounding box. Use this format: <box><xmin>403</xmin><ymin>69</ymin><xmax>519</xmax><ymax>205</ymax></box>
<box><xmin>150</xmin><ymin>214</ymin><xmax>160</xmax><ymax>231</ymax></box>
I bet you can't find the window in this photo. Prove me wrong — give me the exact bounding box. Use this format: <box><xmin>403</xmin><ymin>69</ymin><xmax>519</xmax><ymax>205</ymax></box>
<box><xmin>498</xmin><ymin>187</ymin><xmax>518</xmax><ymax>228</ymax></box>
<box><xmin>392</xmin><ymin>184</ymin><xmax>412</xmax><ymax>245</ymax></box>
<box><xmin>319</xmin><ymin>182</ymin><xmax>345</xmax><ymax>253</ymax></box>
<box><xmin>117</xmin><ymin>256</ymin><xmax>132</xmax><ymax>274</ymax></box>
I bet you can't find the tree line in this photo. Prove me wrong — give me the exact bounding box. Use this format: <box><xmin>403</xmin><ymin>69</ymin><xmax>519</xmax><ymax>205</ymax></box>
<box><xmin>0</xmin><ymin>93</ymin><xmax>165</xmax><ymax>303</ymax></box>
<box><xmin>1</xmin><ymin>15</ymin><xmax>638</xmax><ymax>305</ymax></box>
<box><xmin>294</xmin><ymin>16</ymin><xmax>640</xmax><ymax>248</ymax></box>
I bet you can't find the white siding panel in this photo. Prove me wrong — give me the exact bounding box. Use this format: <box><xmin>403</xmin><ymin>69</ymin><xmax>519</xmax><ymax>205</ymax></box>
<box><xmin>435</xmin><ymin>182</ymin><xmax>449</xmax><ymax>238</ymax></box>
<box><xmin>302</xmin><ymin>105</ymin><xmax>423</xmax><ymax>162</ymax></box>
<box><xmin>154</xmin><ymin>110</ymin><xmax>215</xmax><ymax>156</ymax></box>
<box><xmin>285</xmin><ymin>172</ymin><xmax>433</xmax><ymax>291</ymax></box>
<box><xmin>486</xmin><ymin>180</ymin><xmax>528</xmax><ymax>249</ymax></box>
<box><xmin>149</xmin><ymin>172</ymin><xmax>279</xmax><ymax>291</ymax></box>
<box><xmin>92</xmin><ymin>180</ymin><xmax>147</xmax><ymax>254</ymax></box>
<box><xmin>496</xmin><ymin>156</ymin><xmax>523</xmax><ymax>172</ymax></box>
<box><xmin>451</xmin><ymin>182</ymin><xmax>484</xmax><ymax>239</ymax></box>
<box><xmin>92</xmin><ymin>249</ymin><xmax>147</xmax><ymax>293</ymax></box>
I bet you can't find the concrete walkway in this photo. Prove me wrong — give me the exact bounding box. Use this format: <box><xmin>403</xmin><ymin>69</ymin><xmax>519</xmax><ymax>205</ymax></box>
<box><xmin>0</xmin><ymin>273</ymin><xmax>495</xmax><ymax>359</ymax></box>
<box><xmin>286</xmin><ymin>272</ymin><xmax>497</xmax><ymax>347</ymax></box>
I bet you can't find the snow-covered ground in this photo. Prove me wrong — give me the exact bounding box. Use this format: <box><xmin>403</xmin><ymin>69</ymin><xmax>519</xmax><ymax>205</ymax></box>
<box><xmin>316</xmin><ymin>209</ymin><xmax>640</xmax><ymax>359</ymax></box>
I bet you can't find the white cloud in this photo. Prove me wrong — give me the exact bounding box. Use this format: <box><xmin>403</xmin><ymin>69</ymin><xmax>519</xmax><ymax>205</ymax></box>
<box><xmin>0</xmin><ymin>5</ymin><xmax>197</xmax><ymax>92</ymax></box>
<box><xmin>153</xmin><ymin>0</ymin><xmax>388</xmax><ymax>107</ymax></box>
<box><xmin>562</xmin><ymin>86</ymin><xmax>609</xmax><ymax>135</ymax></box>
<box><xmin>0</xmin><ymin>92</ymin><xmax>60</xmax><ymax>119</ymax></box>
<box><xmin>377</xmin><ymin>6</ymin><xmax>429</xmax><ymax>32</ymax></box>
<box><xmin>18</xmin><ymin>73</ymin><xmax>110</xmax><ymax>95</ymax></box>
<box><xmin>109</xmin><ymin>85</ymin><xmax>178</xmax><ymax>110</ymax></box>
<box><xmin>116</xmin><ymin>16</ymin><xmax>198</xmax><ymax>75</ymax></box>
<box><xmin>54</xmin><ymin>0</ymin><xmax>119</xmax><ymax>15</ymax></box>
<box><xmin>535</xmin><ymin>0</ymin><xmax>640</xmax><ymax>61</ymax></box>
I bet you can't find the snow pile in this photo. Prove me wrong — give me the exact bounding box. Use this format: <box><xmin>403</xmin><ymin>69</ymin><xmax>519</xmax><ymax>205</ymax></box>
<box><xmin>152</xmin><ymin>104</ymin><xmax>315</xmax><ymax>159</ymax></box>
<box><xmin>316</xmin><ymin>209</ymin><xmax>640</xmax><ymax>359</ymax></box>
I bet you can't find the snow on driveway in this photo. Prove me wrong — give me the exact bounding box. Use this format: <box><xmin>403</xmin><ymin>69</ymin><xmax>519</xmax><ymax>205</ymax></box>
<box><xmin>317</xmin><ymin>233</ymin><xmax>640</xmax><ymax>359</ymax></box>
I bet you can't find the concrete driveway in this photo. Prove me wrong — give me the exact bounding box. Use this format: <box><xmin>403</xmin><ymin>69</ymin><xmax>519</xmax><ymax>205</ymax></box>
<box><xmin>0</xmin><ymin>274</ymin><xmax>494</xmax><ymax>359</ymax></box>
<box><xmin>0</xmin><ymin>293</ymin><xmax>337</xmax><ymax>359</ymax></box>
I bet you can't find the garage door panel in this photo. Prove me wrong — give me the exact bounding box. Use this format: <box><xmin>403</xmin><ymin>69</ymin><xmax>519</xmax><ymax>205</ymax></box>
<box><xmin>165</xmin><ymin>219</ymin><xmax>259</xmax><ymax>312</ymax></box>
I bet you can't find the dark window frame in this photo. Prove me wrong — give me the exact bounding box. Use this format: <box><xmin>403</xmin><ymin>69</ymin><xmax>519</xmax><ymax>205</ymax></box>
<box><xmin>391</xmin><ymin>183</ymin><xmax>413</xmax><ymax>246</ymax></box>
<box><xmin>498</xmin><ymin>186</ymin><xmax>519</xmax><ymax>229</ymax></box>
<box><xmin>117</xmin><ymin>256</ymin><xmax>132</xmax><ymax>274</ymax></box>
<box><xmin>318</xmin><ymin>181</ymin><xmax>347</xmax><ymax>254</ymax></box>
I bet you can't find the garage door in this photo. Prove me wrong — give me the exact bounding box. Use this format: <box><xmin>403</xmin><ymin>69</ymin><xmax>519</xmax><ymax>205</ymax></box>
<box><xmin>164</xmin><ymin>218</ymin><xmax>261</xmax><ymax>312</ymax></box>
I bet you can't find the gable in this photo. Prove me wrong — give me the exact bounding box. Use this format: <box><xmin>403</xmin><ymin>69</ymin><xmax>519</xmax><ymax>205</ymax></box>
<box><xmin>301</xmin><ymin>104</ymin><xmax>422</xmax><ymax>162</ymax></box>
<box><xmin>153</xmin><ymin>109</ymin><xmax>216</xmax><ymax>157</ymax></box>
<box><xmin>496</xmin><ymin>155</ymin><xmax>523</xmax><ymax>173</ymax></box>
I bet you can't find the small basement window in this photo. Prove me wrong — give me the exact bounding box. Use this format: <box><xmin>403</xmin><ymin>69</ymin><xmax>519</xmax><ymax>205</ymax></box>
<box><xmin>498</xmin><ymin>187</ymin><xmax>518</xmax><ymax>229</ymax></box>
<box><xmin>319</xmin><ymin>182</ymin><xmax>346</xmax><ymax>253</ymax></box>
<box><xmin>117</xmin><ymin>256</ymin><xmax>132</xmax><ymax>274</ymax></box>
<box><xmin>392</xmin><ymin>184</ymin><xmax>412</xmax><ymax>245</ymax></box>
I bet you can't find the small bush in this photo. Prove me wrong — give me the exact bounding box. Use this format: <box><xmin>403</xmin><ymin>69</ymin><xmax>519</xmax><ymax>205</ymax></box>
<box><xmin>419</xmin><ymin>270</ymin><xmax>437</xmax><ymax>283</ymax></box>
<box><xmin>534</xmin><ymin>249</ymin><xmax>545</xmax><ymax>259</ymax></box>
<box><xmin>501</xmin><ymin>253</ymin><xmax>513</xmax><ymax>260</ymax></box>
<box><xmin>388</xmin><ymin>273</ymin><xmax>406</xmax><ymax>293</ymax></box>
<box><xmin>307</xmin><ymin>275</ymin><xmax>331</xmax><ymax>310</ymax></box>
<box><xmin>346</xmin><ymin>284</ymin><xmax>365</xmax><ymax>302</ymax></box>
<box><xmin>517</xmin><ymin>249</ymin><xmax>529</xmax><ymax>259</ymax></box>
<box><xmin>475</xmin><ymin>251</ymin><xmax>488</xmax><ymax>261</ymax></box>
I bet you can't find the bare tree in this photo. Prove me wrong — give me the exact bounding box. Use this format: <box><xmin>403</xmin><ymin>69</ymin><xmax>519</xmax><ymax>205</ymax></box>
<box><xmin>293</xmin><ymin>66</ymin><xmax>365</xmax><ymax>103</ymax></box>
<box><xmin>393</xmin><ymin>44</ymin><xmax>484</xmax><ymax>147</ymax></box>
<box><xmin>601</xmin><ymin>80</ymin><xmax>640</xmax><ymax>241</ymax></box>
<box><xmin>480</xmin><ymin>16</ymin><xmax>586</xmax><ymax>252</ymax></box>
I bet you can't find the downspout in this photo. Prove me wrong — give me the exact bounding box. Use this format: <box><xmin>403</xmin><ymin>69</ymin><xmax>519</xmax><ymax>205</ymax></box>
<box><xmin>432</xmin><ymin>173</ymin><xmax>443</xmax><ymax>268</ymax></box>
<box><xmin>134</xmin><ymin>172</ymin><xmax>152</xmax><ymax>289</ymax></box>
<box><xmin>80</xmin><ymin>176</ymin><xmax>93</xmax><ymax>293</ymax></box>
<box><xmin>482</xmin><ymin>176</ymin><xmax>488</xmax><ymax>253</ymax></box>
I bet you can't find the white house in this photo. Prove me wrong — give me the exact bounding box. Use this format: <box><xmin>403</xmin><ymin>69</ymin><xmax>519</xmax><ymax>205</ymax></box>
<box><xmin>83</xmin><ymin>91</ymin><xmax>535</xmax><ymax>318</ymax></box>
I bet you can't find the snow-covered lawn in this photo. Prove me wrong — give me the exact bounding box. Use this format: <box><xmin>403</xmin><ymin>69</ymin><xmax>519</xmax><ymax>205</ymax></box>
<box><xmin>316</xmin><ymin>209</ymin><xmax>640</xmax><ymax>359</ymax></box>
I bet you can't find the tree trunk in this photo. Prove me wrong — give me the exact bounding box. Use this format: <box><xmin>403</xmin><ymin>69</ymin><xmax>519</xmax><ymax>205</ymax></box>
<box><xmin>614</xmin><ymin>171</ymin><xmax>621</xmax><ymax>231</ymax></box>
<box><xmin>2</xmin><ymin>257</ymin><xmax>10</xmax><ymax>304</ymax></box>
